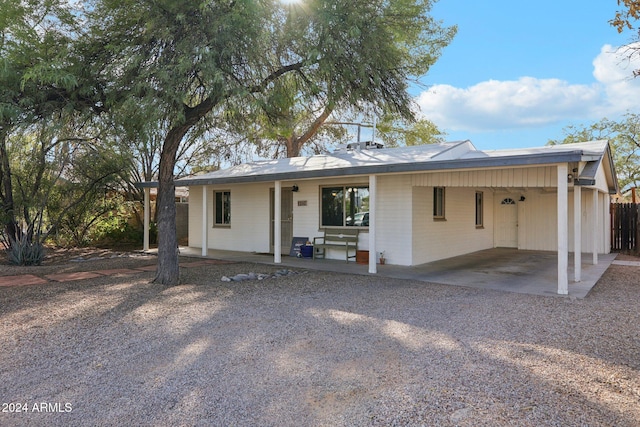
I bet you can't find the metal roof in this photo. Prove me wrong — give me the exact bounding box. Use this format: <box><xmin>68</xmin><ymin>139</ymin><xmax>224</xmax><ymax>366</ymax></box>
<box><xmin>137</xmin><ymin>139</ymin><xmax>617</xmax><ymax>193</ymax></box>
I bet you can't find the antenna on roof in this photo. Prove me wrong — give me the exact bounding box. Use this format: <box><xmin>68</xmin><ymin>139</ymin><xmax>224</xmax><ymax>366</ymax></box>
<box><xmin>372</xmin><ymin>115</ymin><xmax>377</xmax><ymax>145</ymax></box>
<box><xmin>326</xmin><ymin>120</ymin><xmax>384</xmax><ymax>152</ymax></box>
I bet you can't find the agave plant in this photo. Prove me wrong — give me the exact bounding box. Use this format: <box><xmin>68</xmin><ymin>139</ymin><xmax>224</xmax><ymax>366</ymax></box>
<box><xmin>6</xmin><ymin>233</ymin><xmax>45</xmax><ymax>266</ymax></box>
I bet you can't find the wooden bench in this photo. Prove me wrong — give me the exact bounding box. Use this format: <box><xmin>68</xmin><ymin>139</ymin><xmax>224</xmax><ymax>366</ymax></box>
<box><xmin>313</xmin><ymin>228</ymin><xmax>359</xmax><ymax>262</ymax></box>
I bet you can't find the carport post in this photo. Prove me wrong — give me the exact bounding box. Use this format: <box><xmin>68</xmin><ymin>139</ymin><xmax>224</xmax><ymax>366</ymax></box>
<box><xmin>201</xmin><ymin>186</ymin><xmax>208</xmax><ymax>257</ymax></box>
<box><xmin>274</xmin><ymin>181</ymin><xmax>282</xmax><ymax>264</ymax></box>
<box><xmin>592</xmin><ymin>189</ymin><xmax>599</xmax><ymax>265</ymax></box>
<box><xmin>557</xmin><ymin>164</ymin><xmax>569</xmax><ymax>295</ymax></box>
<box><xmin>143</xmin><ymin>187</ymin><xmax>150</xmax><ymax>252</ymax></box>
<box><xmin>574</xmin><ymin>185</ymin><xmax>581</xmax><ymax>282</ymax></box>
<box><xmin>368</xmin><ymin>174</ymin><xmax>377</xmax><ymax>274</ymax></box>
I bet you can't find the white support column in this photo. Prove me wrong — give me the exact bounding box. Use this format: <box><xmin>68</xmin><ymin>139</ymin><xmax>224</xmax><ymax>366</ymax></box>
<box><xmin>557</xmin><ymin>164</ymin><xmax>569</xmax><ymax>295</ymax></box>
<box><xmin>143</xmin><ymin>187</ymin><xmax>150</xmax><ymax>252</ymax></box>
<box><xmin>274</xmin><ymin>181</ymin><xmax>282</xmax><ymax>264</ymax></box>
<box><xmin>603</xmin><ymin>193</ymin><xmax>610</xmax><ymax>253</ymax></box>
<box><xmin>201</xmin><ymin>186</ymin><xmax>208</xmax><ymax>257</ymax></box>
<box><xmin>592</xmin><ymin>188</ymin><xmax>599</xmax><ymax>265</ymax></box>
<box><xmin>368</xmin><ymin>175</ymin><xmax>377</xmax><ymax>274</ymax></box>
<box><xmin>574</xmin><ymin>185</ymin><xmax>582</xmax><ymax>282</ymax></box>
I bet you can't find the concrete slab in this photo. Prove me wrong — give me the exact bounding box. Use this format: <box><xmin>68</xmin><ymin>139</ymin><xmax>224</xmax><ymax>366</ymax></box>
<box><xmin>175</xmin><ymin>247</ymin><xmax>617</xmax><ymax>298</ymax></box>
<box><xmin>612</xmin><ymin>260</ymin><xmax>640</xmax><ymax>267</ymax></box>
<box><xmin>378</xmin><ymin>249</ymin><xmax>617</xmax><ymax>298</ymax></box>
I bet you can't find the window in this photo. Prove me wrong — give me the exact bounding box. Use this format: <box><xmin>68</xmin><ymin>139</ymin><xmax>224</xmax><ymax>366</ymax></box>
<box><xmin>433</xmin><ymin>187</ymin><xmax>445</xmax><ymax>219</ymax></box>
<box><xmin>475</xmin><ymin>191</ymin><xmax>483</xmax><ymax>227</ymax></box>
<box><xmin>321</xmin><ymin>186</ymin><xmax>369</xmax><ymax>227</ymax></box>
<box><xmin>214</xmin><ymin>190</ymin><xmax>231</xmax><ymax>226</ymax></box>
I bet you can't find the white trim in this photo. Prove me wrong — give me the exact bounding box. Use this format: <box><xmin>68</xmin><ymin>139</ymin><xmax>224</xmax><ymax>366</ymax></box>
<box><xmin>274</xmin><ymin>181</ymin><xmax>282</xmax><ymax>264</ymax></box>
<box><xmin>201</xmin><ymin>186</ymin><xmax>208</xmax><ymax>257</ymax></box>
<box><xmin>574</xmin><ymin>186</ymin><xmax>581</xmax><ymax>282</ymax></box>
<box><xmin>592</xmin><ymin>189</ymin><xmax>599</xmax><ymax>264</ymax></box>
<box><xmin>557</xmin><ymin>164</ymin><xmax>568</xmax><ymax>295</ymax></box>
<box><xmin>368</xmin><ymin>175</ymin><xmax>377</xmax><ymax>274</ymax></box>
<box><xmin>143</xmin><ymin>187</ymin><xmax>150</xmax><ymax>252</ymax></box>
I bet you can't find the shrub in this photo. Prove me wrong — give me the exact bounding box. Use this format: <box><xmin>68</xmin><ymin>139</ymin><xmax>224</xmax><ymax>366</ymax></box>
<box><xmin>6</xmin><ymin>234</ymin><xmax>45</xmax><ymax>266</ymax></box>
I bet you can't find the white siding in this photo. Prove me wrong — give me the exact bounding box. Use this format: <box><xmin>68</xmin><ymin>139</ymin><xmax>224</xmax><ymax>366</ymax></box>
<box><xmin>510</xmin><ymin>191</ymin><xmax>558</xmax><ymax>251</ymax></box>
<box><xmin>186</xmin><ymin>160</ymin><xmax>613</xmax><ymax>264</ymax></box>
<box><xmin>188</xmin><ymin>186</ymin><xmax>204</xmax><ymax>248</ymax></box>
<box><xmin>411</xmin><ymin>166</ymin><xmax>558</xmax><ymax>188</ymax></box>
<box><xmin>594</xmin><ymin>162</ymin><xmax>611</xmax><ymax>194</ymax></box>
<box><xmin>512</xmin><ymin>189</ymin><xmax>610</xmax><ymax>253</ymax></box>
<box><xmin>602</xmin><ymin>192</ymin><xmax>611</xmax><ymax>253</ymax></box>
<box><xmin>412</xmin><ymin>186</ymin><xmax>494</xmax><ymax>264</ymax></box>
<box><xmin>189</xmin><ymin>183</ymin><xmax>272</xmax><ymax>253</ymax></box>
<box><xmin>376</xmin><ymin>175</ymin><xmax>413</xmax><ymax>265</ymax></box>
<box><xmin>291</xmin><ymin>182</ymin><xmax>320</xmax><ymax>242</ymax></box>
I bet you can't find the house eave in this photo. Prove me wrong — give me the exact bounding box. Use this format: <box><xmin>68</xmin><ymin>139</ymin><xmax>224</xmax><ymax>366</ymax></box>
<box><xmin>136</xmin><ymin>150</ymin><xmax>589</xmax><ymax>188</ymax></box>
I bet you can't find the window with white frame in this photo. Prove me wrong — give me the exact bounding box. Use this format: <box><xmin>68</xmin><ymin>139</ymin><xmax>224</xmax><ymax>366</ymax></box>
<box><xmin>433</xmin><ymin>187</ymin><xmax>445</xmax><ymax>219</ymax></box>
<box><xmin>321</xmin><ymin>186</ymin><xmax>369</xmax><ymax>227</ymax></box>
<box><xmin>475</xmin><ymin>191</ymin><xmax>483</xmax><ymax>227</ymax></box>
<box><xmin>214</xmin><ymin>190</ymin><xmax>231</xmax><ymax>226</ymax></box>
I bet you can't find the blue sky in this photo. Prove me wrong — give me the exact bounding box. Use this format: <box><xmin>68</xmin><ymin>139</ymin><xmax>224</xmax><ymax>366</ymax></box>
<box><xmin>413</xmin><ymin>0</ymin><xmax>640</xmax><ymax>150</ymax></box>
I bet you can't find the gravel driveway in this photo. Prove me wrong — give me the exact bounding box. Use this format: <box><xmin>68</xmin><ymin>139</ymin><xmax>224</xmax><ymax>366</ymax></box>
<box><xmin>1</xmin><ymin>256</ymin><xmax>639</xmax><ymax>426</ymax></box>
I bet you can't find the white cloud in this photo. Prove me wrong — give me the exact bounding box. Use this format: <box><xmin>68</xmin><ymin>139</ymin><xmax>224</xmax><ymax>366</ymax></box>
<box><xmin>416</xmin><ymin>43</ymin><xmax>640</xmax><ymax>132</ymax></box>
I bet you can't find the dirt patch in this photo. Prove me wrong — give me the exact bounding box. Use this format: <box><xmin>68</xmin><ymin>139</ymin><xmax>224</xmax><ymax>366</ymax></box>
<box><xmin>0</xmin><ymin>262</ymin><xmax>638</xmax><ymax>426</ymax></box>
<box><xmin>614</xmin><ymin>252</ymin><xmax>640</xmax><ymax>261</ymax></box>
<box><xmin>0</xmin><ymin>246</ymin><xmax>158</xmax><ymax>278</ymax></box>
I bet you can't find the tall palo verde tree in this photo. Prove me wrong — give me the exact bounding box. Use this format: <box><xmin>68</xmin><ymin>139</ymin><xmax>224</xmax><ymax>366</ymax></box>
<box><xmin>82</xmin><ymin>0</ymin><xmax>455</xmax><ymax>285</ymax></box>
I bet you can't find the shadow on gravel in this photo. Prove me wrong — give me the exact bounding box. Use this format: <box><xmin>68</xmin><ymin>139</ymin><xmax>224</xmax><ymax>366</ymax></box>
<box><xmin>0</xmin><ymin>264</ymin><xmax>639</xmax><ymax>426</ymax></box>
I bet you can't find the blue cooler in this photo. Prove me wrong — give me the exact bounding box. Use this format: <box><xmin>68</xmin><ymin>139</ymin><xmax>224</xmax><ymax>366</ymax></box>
<box><xmin>300</xmin><ymin>244</ymin><xmax>313</xmax><ymax>258</ymax></box>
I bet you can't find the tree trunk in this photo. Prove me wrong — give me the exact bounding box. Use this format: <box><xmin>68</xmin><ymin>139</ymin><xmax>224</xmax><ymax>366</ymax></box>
<box><xmin>153</xmin><ymin>128</ymin><xmax>184</xmax><ymax>286</ymax></box>
<box><xmin>284</xmin><ymin>105</ymin><xmax>333</xmax><ymax>158</ymax></box>
<box><xmin>0</xmin><ymin>130</ymin><xmax>19</xmax><ymax>242</ymax></box>
<box><xmin>152</xmin><ymin>98</ymin><xmax>217</xmax><ymax>285</ymax></box>
<box><xmin>285</xmin><ymin>137</ymin><xmax>301</xmax><ymax>158</ymax></box>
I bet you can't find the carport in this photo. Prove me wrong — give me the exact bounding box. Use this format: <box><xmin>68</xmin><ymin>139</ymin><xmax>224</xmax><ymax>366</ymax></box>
<box><xmin>176</xmin><ymin>247</ymin><xmax>617</xmax><ymax>298</ymax></box>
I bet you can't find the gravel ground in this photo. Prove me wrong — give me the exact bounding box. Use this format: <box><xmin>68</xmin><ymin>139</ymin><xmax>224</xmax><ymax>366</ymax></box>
<box><xmin>1</xmin><ymin>252</ymin><xmax>639</xmax><ymax>426</ymax></box>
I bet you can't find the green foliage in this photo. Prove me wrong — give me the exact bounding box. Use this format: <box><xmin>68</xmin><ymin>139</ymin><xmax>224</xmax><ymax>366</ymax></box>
<box><xmin>2</xmin><ymin>0</ymin><xmax>456</xmax><ymax>282</ymax></box>
<box><xmin>375</xmin><ymin>113</ymin><xmax>447</xmax><ymax>148</ymax></box>
<box><xmin>1</xmin><ymin>0</ymin><xmax>110</xmax><ymax>258</ymax></box>
<box><xmin>6</xmin><ymin>233</ymin><xmax>45</xmax><ymax>266</ymax></box>
<box><xmin>548</xmin><ymin>112</ymin><xmax>640</xmax><ymax>193</ymax></box>
<box><xmin>241</xmin><ymin>0</ymin><xmax>456</xmax><ymax>157</ymax></box>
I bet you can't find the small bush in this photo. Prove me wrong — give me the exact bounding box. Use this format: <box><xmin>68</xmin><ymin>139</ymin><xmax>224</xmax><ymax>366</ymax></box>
<box><xmin>7</xmin><ymin>235</ymin><xmax>46</xmax><ymax>266</ymax></box>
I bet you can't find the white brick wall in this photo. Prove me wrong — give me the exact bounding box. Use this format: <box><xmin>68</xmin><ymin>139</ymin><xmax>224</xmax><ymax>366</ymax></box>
<box><xmin>412</xmin><ymin>186</ymin><xmax>494</xmax><ymax>264</ymax></box>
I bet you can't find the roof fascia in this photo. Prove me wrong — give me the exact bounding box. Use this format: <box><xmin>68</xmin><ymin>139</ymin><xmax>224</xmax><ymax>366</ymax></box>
<box><xmin>133</xmin><ymin>151</ymin><xmax>586</xmax><ymax>188</ymax></box>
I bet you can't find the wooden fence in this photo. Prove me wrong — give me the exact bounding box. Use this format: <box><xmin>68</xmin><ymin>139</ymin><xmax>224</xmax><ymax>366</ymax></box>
<box><xmin>611</xmin><ymin>203</ymin><xmax>640</xmax><ymax>252</ymax></box>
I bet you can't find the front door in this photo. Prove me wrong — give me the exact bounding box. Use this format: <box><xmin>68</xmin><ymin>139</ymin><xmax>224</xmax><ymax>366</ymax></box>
<box><xmin>495</xmin><ymin>197</ymin><xmax>518</xmax><ymax>247</ymax></box>
<box><xmin>270</xmin><ymin>188</ymin><xmax>294</xmax><ymax>255</ymax></box>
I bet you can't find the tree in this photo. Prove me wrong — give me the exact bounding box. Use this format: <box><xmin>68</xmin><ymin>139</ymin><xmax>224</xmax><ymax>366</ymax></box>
<box><xmin>548</xmin><ymin>113</ymin><xmax>640</xmax><ymax>194</ymax></box>
<box><xmin>610</xmin><ymin>0</ymin><xmax>640</xmax><ymax>76</ymax></box>
<box><xmin>0</xmin><ymin>0</ymin><xmax>106</xmax><ymax>261</ymax></box>
<box><xmin>374</xmin><ymin>113</ymin><xmax>447</xmax><ymax>148</ymax></box>
<box><xmin>238</xmin><ymin>2</ymin><xmax>455</xmax><ymax>158</ymax></box>
<box><xmin>80</xmin><ymin>0</ymin><xmax>455</xmax><ymax>285</ymax></box>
